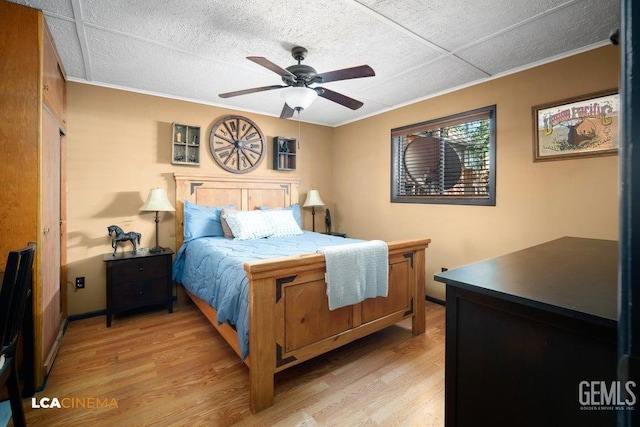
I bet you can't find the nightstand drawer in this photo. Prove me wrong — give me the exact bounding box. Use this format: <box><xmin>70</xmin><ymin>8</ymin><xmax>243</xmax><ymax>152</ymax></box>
<box><xmin>111</xmin><ymin>278</ymin><xmax>167</xmax><ymax>312</ymax></box>
<box><xmin>110</xmin><ymin>256</ymin><xmax>167</xmax><ymax>282</ymax></box>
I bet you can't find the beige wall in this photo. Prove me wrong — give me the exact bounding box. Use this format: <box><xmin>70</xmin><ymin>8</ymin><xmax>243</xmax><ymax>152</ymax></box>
<box><xmin>66</xmin><ymin>45</ymin><xmax>620</xmax><ymax>314</ymax></box>
<box><xmin>66</xmin><ymin>84</ymin><xmax>334</xmax><ymax>315</ymax></box>
<box><xmin>333</xmin><ymin>45</ymin><xmax>620</xmax><ymax>301</ymax></box>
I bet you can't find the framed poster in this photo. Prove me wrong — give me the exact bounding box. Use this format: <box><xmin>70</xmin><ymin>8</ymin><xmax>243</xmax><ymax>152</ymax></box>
<box><xmin>532</xmin><ymin>89</ymin><xmax>619</xmax><ymax>161</ymax></box>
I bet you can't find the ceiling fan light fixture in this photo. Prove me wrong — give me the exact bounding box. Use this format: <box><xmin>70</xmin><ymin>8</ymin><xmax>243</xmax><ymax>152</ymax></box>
<box><xmin>283</xmin><ymin>87</ymin><xmax>318</xmax><ymax>111</ymax></box>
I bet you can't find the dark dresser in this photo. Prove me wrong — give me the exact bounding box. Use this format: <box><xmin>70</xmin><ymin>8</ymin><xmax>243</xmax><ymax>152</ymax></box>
<box><xmin>435</xmin><ymin>237</ymin><xmax>620</xmax><ymax>427</ymax></box>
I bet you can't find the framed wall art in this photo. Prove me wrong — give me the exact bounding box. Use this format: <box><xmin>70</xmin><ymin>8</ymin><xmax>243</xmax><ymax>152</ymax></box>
<box><xmin>532</xmin><ymin>89</ymin><xmax>619</xmax><ymax>161</ymax></box>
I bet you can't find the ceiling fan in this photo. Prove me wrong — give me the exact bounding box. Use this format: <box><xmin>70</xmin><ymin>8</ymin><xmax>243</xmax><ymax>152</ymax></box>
<box><xmin>219</xmin><ymin>46</ymin><xmax>375</xmax><ymax>119</ymax></box>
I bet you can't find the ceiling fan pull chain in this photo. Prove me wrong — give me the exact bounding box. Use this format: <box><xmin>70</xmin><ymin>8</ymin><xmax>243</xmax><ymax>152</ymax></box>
<box><xmin>297</xmin><ymin>112</ymin><xmax>301</xmax><ymax>149</ymax></box>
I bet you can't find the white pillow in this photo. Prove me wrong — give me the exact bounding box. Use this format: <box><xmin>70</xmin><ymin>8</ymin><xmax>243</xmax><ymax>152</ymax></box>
<box><xmin>223</xmin><ymin>210</ymin><xmax>273</xmax><ymax>240</ymax></box>
<box><xmin>220</xmin><ymin>207</ymin><xmax>240</xmax><ymax>238</ymax></box>
<box><xmin>263</xmin><ymin>209</ymin><xmax>303</xmax><ymax>238</ymax></box>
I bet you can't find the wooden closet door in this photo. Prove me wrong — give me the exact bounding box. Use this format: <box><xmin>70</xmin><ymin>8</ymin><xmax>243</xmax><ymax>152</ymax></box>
<box><xmin>41</xmin><ymin>106</ymin><xmax>62</xmax><ymax>368</ymax></box>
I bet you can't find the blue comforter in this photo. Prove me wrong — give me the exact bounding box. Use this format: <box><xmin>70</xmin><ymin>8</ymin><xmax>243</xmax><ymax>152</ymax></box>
<box><xmin>172</xmin><ymin>232</ymin><xmax>361</xmax><ymax>359</ymax></box>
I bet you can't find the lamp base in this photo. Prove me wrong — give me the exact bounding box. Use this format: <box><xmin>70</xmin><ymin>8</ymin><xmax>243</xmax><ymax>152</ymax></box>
<box><xmin>149</xmin><ymin>246</ymin><xmax>165</xmax><ymax>254</ymax></box>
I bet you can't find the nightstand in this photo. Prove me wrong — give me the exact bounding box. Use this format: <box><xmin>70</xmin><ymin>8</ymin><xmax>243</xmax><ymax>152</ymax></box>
<box><xmin>103</xmin><ymin>249</ymin><xmax>173</xmax><ymax>327</ymax></box>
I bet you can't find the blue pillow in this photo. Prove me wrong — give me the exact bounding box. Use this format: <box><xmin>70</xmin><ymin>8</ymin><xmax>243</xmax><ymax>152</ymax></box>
<box><xmin>183</xmin><ymin>200</ymin><xmax>234</xmax><ymax>241</ymax></box>
<box><xmin>259</xmin><ymin>203</ymin><xmax>302</xmax><ymax>228</ymax></box>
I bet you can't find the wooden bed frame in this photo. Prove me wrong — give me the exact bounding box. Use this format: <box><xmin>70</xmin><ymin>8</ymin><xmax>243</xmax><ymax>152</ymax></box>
<box><xmin>174</xmin><ymin>173</ymin><xmax>431</xmax><ymax>413</ymax></box>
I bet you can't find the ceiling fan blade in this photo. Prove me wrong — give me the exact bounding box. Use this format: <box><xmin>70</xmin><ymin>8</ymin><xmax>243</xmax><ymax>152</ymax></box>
<box><xmin>219</xmin><ymin>85</ymin><xmax>287</xmax><ymax>98</ymax></box>
<box><xmin>247</xmin><ymin>56</ymin><xmax>296</xmax><ymax>79</ymax></box>
<box><xmin>280</xmin><ymin>103</ymin><xmax>295</xmax><ymax>119</ymax></box>
<box><xmin>316</xmin><ymin>65</ymin><xmax>375</xmax><ymax>83</ymax></box>
<box><xmin>317</xmin><ymin>87</ymin><xmax>364</xmax><ymax>110</ymax></box>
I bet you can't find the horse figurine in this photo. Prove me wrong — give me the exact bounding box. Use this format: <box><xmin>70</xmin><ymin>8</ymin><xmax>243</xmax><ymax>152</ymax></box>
<box><xmin>325</xmin><ymin>208</ymin><xmax>332</xmax><ymax>234</ymax></box>
<box><xmin>108</xmin><ymin>225</ymin><xmax>141</xmax><ymax>256</ymax></box>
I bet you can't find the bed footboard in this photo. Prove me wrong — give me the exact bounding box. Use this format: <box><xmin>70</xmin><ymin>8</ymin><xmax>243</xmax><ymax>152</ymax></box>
<box><xmin>244</xmin><ymin>238</ymin><xmax>430</xmax><ymax>413</ymax></box>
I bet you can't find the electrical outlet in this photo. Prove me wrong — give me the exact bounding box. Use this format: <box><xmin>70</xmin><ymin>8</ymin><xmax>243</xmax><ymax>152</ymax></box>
<box><xmin>75</xmin><ymin>277</ymin><xmax>85</xmax><ymax>289</ymax></box>
<box><xmin>441</xmin><ymin>267</ymin><xmax>448</xmax><ymax>272</ymax></box>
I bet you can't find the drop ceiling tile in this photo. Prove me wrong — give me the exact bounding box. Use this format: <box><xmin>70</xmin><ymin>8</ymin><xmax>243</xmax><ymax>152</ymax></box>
<box><xmin>46</xmin><ymin>16</ymin><xmax>86</xmax><ymax>79</ymax></box>
<box><xmin>357</xmin><ymin>0</ymin><xmax>570</xmax><ymax>51</ymax></box>
<box><xmin>85</xmin><ymin>27</ymin><xmax>228</xmax><ymax>99</ymax></box>
<box><xmin>79</xmin><ymin>0</ymin><xmax>441</xmax><ymax>80</ymax></box>
<box><xmin>456</xmin><ymin>0</ymin><xmax>620</xmax><ymax>75</ymax></box>
<box><xmin>8</xmin><ymin>0</ymin><xmax>74</xmax><ymax>18</ymax></box>
<box><xmin>360</xmin><ymin>56</ymin><xmax>489</xmax><ymax>106</ymax></box>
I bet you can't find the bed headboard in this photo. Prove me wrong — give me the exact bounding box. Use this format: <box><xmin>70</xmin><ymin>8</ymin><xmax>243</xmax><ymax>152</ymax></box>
<box><xmin>174</xmin><ymin>173</ymin><xmax>301</xmax><ymax>248</ymax></box>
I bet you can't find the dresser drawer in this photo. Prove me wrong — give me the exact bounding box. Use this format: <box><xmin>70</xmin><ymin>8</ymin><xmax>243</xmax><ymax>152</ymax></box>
<box><xmin>111</xmin><ymin>278</ymin><xmax>167</xmax><ymax>312</ymax></box>
<box><xmin>110</xmin><ymin>256</ymin><xmax>167</xmax><ymax>283</ymax></box>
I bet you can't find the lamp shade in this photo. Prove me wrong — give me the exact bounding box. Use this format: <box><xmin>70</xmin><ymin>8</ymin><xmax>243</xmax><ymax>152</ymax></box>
<box><xmin>283</xmin><ymin>87</ymin><xmax>318</xmax><ymax>111</ymax></box>
<box><xmin>303</xmin><ymin>190</ymin><xmax>325</xmax><ymax>208</ymax></box>
<box><xmin>140</xmin><ymin>188</ymin><xmax>175</xmax><ymax>212</ymax></box>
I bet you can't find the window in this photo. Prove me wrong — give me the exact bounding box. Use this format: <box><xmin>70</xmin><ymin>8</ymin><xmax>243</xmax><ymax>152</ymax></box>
<box><xmin>391</xmin><ymin>105</ymin><xmax>496</xmax><ymax>206</ymax></box>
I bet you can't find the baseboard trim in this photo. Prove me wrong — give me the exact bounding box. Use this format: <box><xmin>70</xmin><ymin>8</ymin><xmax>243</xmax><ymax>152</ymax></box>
<box><xmin>425</xmin><ymin>295</ymin><xmax>445</xmax><ymax>306</ymax></box>
<box><xmin>67</xmin><ymin>294</ymin><xmax>179</xmax><ymax>323</ymax></box>
<box><xmin>67</xmin><ymin>309</ymin><xmax>106</xmax><ymax>322</ymax></box>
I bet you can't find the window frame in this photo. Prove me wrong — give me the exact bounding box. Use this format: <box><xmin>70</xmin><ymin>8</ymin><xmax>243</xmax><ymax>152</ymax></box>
<box><xmin>390</xmin><ymin>105</ymin><xmax>497</xmax><ymax>206</ymax></box>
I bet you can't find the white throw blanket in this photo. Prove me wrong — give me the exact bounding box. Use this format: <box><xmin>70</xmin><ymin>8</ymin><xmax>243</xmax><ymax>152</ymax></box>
<box><xmin>317</xmin><ymin>240</ymin><xmax>389</xmax><ymax>310</ymax></box>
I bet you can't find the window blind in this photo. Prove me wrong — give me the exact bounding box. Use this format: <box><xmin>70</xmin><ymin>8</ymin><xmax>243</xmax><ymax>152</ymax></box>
<box><xmin>391</xmin><ymin>105</ymin><xmax>496</xmax><ymax>206</ymax></box>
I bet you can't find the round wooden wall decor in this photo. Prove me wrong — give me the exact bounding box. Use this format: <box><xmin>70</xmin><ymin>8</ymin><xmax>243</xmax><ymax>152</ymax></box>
<box><xmin>209</xmin><ymin>115</ymin><xmax>266</xmax><ymax>174</ymax></box>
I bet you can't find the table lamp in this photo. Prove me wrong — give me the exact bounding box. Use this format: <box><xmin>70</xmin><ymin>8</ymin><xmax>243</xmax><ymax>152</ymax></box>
<box><xmin>140</xmin><ymin>188</ymin><xmax>175</xmax><ymax>253</ymax></box>
<box><xmin>303</xmin><ymin>190</ymin><xmax>324</xmax><ymax>232</ymax></box>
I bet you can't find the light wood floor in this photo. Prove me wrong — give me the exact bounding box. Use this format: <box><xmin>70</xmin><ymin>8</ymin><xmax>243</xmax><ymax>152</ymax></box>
<box><xmin>20</xmin><ymin>301</ymin><xmax>445</xmax><ymax>427</ymax></box>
